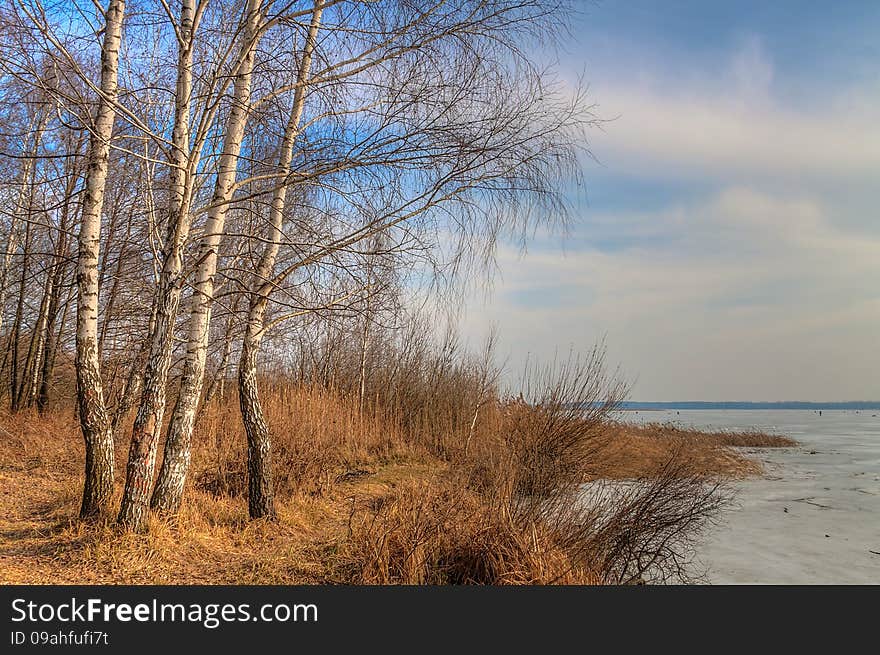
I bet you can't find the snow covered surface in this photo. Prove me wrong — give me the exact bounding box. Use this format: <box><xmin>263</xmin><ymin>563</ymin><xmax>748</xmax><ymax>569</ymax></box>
<box><xmin>621</xmin><ymin>409</ymin><xmax>880</xmax><ymax>584</ymax></box>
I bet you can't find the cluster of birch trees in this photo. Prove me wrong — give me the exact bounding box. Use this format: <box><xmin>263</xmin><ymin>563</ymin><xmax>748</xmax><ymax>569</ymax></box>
<box><xmin>0</xmin><ymin>0</ymin><xmax>590</xmax><ymax>531</ymax></box>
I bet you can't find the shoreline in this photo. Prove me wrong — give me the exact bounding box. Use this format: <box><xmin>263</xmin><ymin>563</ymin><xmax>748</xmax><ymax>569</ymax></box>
<box><xmin>1</xmin><ymin>404</ymin><xmax>795</xmax><ymax>585</ymax></box>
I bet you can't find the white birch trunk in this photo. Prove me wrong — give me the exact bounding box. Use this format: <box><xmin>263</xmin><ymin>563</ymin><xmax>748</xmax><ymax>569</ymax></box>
<box><xmin>118</xmin><ymin>0</ymin><xmax>199</xmax><ymax>531</ymax></box>
<box><xmin>76</xmin><ymin>0</ymin><xmax>125</xmax><ymax>518</ymax></box>
<box><xmin>239</xmin><ymin>0</ymin><xmax>324</xmax><ymax>520</ymax></box>
<box><xmin>150</xmin><ymin>0</ymin><xmax>265</xmax><ymax>514</ymax></box>
<box><xmin>22</xmin><ymin>272</ymin><xmax>53</xmax><ymax>407</ymax></box>
<box><xmin>1</xmin><ymin>111</ymin><xmax>48</xmax><ymax>401</ymax></box>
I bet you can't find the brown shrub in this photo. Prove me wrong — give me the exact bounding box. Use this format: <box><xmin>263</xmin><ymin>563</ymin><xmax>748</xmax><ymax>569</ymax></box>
<box><xmin>339</xmin><ymin>349</ymin><xmax>730</xmax><ymax>585</ymax></box>
<box><xmin>340</xmin><ymin>478</ymin><xmax>602</xmax><ymax>584</ymax></box>
<box><xmin>192</xmin><ymin>384</ymin><xmax>420</xmax><ymax>500</ymax></box>
<box><xmin>573</xmin><ymin>458</ymin><xmax>728</xmax><ymax>584</ymax></box>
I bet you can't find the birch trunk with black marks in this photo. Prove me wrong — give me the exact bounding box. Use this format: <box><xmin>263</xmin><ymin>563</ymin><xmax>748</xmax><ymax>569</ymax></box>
<box><xmin>39</xmin><ymin>130</ymin><xmax>82</xmax><ymax>411</ymax></box>
<box><xmin>118</xmin><ymin>0</ymin><xmax>199</xmax><ymax>531</ymax></box>
<box><xmin>6</xmin><ymin>112</ymin><xmax>49</xmax><ymax>410</ymax></box>
<box><xmin>358</xmin><ymin>312</ymin><xmax>369</xmax><ymax>414</ymax></box>
<box><xmin>76</xmin><ymin>0</ymin><xmax>125</xmax><ymax>518</ymax></box>
<box><xmin>150</xmin><ymin>0</ymin><xmax>265</xmax><ymax>515</ymax></box>
<box><xmin>239</xmin><ymin>312</ymin><xmax>273</xmax><ymax>518</ymax></box>
<box><xmin>239</xmin><ymin>0</ymin><xmax>323</xmax><ymax>520</ymax></box>
<box><xmin>0</xmin><ymin>114</ymin><xmax>42</xmax><ymax>353</ymax></box>
<box><xmin>0</xmin><ymin>203</ymin><xmax>19</xmax><ymax>350</ymax></box>
<box><xmin>37</xmin><ymin>284</ymin><xmax>68</xmax><ymax>414</ymax></box>
<box><xmin>9</xmin><ymin>208</ymin><xmax>32</xmax><ymax>411</ymax></box>
<box><xmin>20</xmin><ymin>269</ymin><xmax>53</xmax><ymax>408</ymax></box>
<box><xmin>35</xmin><ymin>152</ymin><xmax>75</xmax><ymax>413</ymax></box>
<box><xmin>199</xmin><ymin>299</ymin><xmax>239</xmax><ymax>414</ymax></box>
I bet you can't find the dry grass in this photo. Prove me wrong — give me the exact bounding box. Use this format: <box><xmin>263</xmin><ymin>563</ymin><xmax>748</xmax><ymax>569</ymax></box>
<box><xmin>0</xmin><ymin>365</ymin><xmax>795</xmax><ymax>585</ymax></box>
<box><xmin>626</xmin><ymin>421</ymin><xmax>796</xmax><ymax>448</ymax></box>
<box><xmin>0</xmin><ymin>397</ymin><xmax>426</xmax><ymax>585</ymax></box>
<box><xmin>191</xmin><ymin>384</ymin><xmax>422</xmax><ymax>500</ymax></box>
<box><xmin>592</xmin><ymin>422</ymin><xmax>795</xmax><ymax>480</ymax></box>
<box><xmin>340</xmin><ymin>477</ymin><xmax>603</xmax><ymax>584</ymax></box>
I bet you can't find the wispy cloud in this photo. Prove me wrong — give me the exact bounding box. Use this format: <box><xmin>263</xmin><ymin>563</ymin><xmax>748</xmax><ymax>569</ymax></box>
<box><xmin>464</xmin><ymin>187</ymin><xmax>880</xmax><ymax>400</ymax></box>
<box><xmin>461</xmin><ymin>34</ymin><xmax>880</xmax><ymax>401</ymax></box>
<box><xmin>588</xmin><ymin>39</ymin><xmax>880</xmax><ymax>183</ymax></box>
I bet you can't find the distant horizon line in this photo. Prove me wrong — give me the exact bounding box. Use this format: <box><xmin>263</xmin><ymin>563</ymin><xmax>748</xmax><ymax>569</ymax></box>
<box><xmin>604</xmin><ymin>401</ymin><xmax>880</xmax><ymax>409</ymax></box>
<box><xmin>623</xmin><ymin>400</ymin><xmax>880</xmax><ymax>404</ymax></box>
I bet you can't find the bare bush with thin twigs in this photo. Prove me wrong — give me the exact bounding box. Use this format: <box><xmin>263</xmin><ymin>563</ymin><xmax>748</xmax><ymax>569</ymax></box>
<box><xmin>338</xmin><ymin>344</ymin><xmax>733</xmax><ymax>584</ymax></box>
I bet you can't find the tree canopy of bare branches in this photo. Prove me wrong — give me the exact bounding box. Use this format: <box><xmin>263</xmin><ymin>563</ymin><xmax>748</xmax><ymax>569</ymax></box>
<box><xmin>0</xmin><ymin>0</ymin><xmax>596</xmax><ymax>531</ymax></box>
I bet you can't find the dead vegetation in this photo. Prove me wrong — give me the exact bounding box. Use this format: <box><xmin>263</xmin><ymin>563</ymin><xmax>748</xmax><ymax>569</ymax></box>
<box><xmin>593</xmin><ymin>422</ymin><xmax>795</xmax><ymax>480</ymax></box>
<box><xmin>0</xmin><ymin>344</ymin><xmax>795</xmax><ymax>585</ymax></box>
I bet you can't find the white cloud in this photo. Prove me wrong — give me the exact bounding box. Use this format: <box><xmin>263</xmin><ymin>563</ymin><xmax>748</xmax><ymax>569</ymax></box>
<box><xmin>461</xmin><ymin>188</ymin><xmax>880</xmax><ymax>400</ymax></box>
<box><xmin>457</xmin><ymin>40</ymin><xmax>880</xmax><ymax>401</ymax></box>
<box><xmin>586</xmin><ymin>41</ymin><xmax>880</xmax><ymax>183</ymax></box>
<box><xmin>729</xmin><ymin>36</ymin><xmax>774</xmax><ymax>102</ymax></box>
<box><xmin>590</xmin><ymin>90</ymin><xmax>880</xmax><ymax>181</ymax></box>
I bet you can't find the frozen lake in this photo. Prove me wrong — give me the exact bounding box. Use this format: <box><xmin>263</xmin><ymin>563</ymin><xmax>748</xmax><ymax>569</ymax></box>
<box><xmin>618</xmin><ymin>409</ymin><xmax>880</xmax><ymax>584</ymax></box>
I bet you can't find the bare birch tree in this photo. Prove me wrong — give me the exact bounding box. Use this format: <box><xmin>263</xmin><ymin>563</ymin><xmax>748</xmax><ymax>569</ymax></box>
<box><xmin>146</xmin><ymin>0</ymin><xmax>267</xmax><ymax>521</ymax></box>
<box><xmin>74</xmin><ymin>0</ymin><xmax>126</xmax><ymax>518</ymax></box>
<box><xmin>1</xmin><ymin>0</ymin><xmax>594</xmax><ymax>528</ymax></box>
<box><xmin>223</xmin><ymin>0</ymin><xmax>592</xmax><ymax>519</ymax></box>
<box><xmin>115</xmin><ymin>0</ymin><xmax>204</xmax><ymax>530</ymax></box>
<box><xmin>235</xmin><ymin>0</ymin><xmax>324</xmax><ymax>519</ymax></box>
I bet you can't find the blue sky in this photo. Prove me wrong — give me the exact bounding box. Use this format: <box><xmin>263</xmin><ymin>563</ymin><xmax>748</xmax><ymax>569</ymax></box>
<box><xmin>460</xmin><ymin>0</ymin><xmax>880</xmax><ymax>401</ymax></box>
